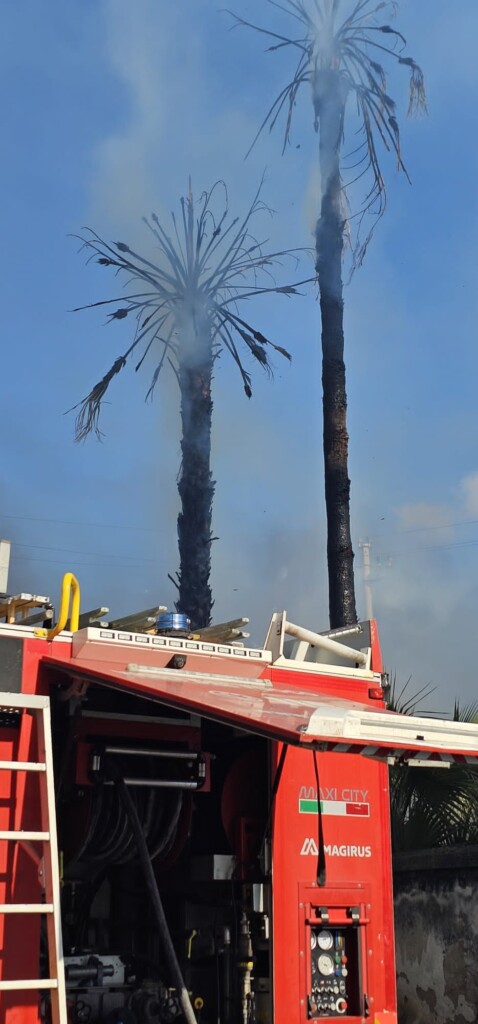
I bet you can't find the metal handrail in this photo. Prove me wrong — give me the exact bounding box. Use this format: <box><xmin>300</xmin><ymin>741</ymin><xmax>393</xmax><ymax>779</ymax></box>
<box><xmin>284</xmin><ymin>619</ymin><xmax>368</xmax><ymax>667</ymax></box>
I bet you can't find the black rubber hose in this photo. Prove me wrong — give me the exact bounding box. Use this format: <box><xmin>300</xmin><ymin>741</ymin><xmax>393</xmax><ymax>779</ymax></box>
<box><xmin>150</xmin><ymin>790</ymin><xmax>182</xmax><ymax>861</ymax></box>
<box><xmin>113</xmin><ymin>772</ymin><xmax>198</xmax><ymax>1024</ymax></box>
<box><xmin>69</xmin><ymin>781</ymin><xmax>106</xmax><ymax>866</ymax></box>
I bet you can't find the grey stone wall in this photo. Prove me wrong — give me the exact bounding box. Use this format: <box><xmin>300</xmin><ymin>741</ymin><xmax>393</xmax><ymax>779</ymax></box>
<box><xmin>393</xmin><ymin>846</ymin><xmax>478</xmax><ymax>1024</ymax></box>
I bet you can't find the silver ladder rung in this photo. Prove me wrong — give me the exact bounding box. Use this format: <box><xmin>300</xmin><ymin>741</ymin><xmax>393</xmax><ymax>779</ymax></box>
<box><xmin>0</xmin><ymin>979</ymin><xmax>58</xmax><ymax>991</ymax></box>
<box><xmin>0</xmin><ymin>903</ymin><xmax>53</xmax><ymax>913</ymax></box>
<box><xmin>0</xmin><ymin>830</ymin><xmax>50</xmax><ymax>841</ymax></box>
<box><xmin>0</xmin><ymin>760</ymin><xmax>46</xmax><ymax>772</ymax></box>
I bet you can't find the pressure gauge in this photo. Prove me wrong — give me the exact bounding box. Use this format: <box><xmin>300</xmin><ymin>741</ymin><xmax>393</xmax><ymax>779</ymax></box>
<box><xmin>317</xmin><ymin>930</ymin><xmax>333</xmax><ymax>951</ymax></box>
<box><xmin>310</xmin><ymin>932</ymin><xmax>317</xmax><ymax>950</ymax></box>
<box><xmin>317</xmin><ymin>953</ymin><xmax>335</xmax><ymax>977</ymax></box>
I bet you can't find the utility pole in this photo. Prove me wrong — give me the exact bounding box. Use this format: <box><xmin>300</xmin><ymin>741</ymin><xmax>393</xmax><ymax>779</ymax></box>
<box><xmin>359</xmin><ymin>539</ymin><xmax>373</xmax><ymax>621</ymax></box>
<box><xmin>0</xmin><ymin>540</ymin><xmax>11</xmax><ymax>594</ymax></box>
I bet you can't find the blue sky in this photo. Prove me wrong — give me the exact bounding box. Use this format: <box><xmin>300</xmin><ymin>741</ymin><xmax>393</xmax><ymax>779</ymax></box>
<box><xmin>2</xmin><ymin>0</ymin><xmax>478</xmax><ymax>709</ymax></box>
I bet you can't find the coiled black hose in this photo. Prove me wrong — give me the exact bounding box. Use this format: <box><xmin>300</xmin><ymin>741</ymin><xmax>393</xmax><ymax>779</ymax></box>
<box><xmin>73</xmin><ymin>784</ymin><xmax>182</xmax><ymax>866</ymax></box>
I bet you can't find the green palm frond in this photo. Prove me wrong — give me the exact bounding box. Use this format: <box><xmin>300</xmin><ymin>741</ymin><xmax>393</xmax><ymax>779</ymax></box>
<box><xmin>453</xmin><ymin>700</ymin><xmax>478</xmax><ymax>724</ymax></box>
<box><xmin>70</xmin><ymin>181</ymin><xmax>311</xmax><ymax>440</ymax></box>
<box><xmin>386</xmin><ymin>672</ymin><xmax>435</xmax><ymax>717</ymax></box>
<box><xmin>389</xmin><ymin>681</ymin><xmax>478</xmax><ymax>851</ymax></box>
<box><xmin>391</xmin><ymin>765</ymin><xmax>478</xmax><ymax>850</ymax></box>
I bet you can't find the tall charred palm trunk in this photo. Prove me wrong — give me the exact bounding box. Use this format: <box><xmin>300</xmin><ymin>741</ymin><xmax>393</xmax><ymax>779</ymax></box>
<box><xmin>177</xmin><ymin>346</ymin><xmax>215</xmax><ymax>630</ymax></box>
<box><xmin>315</xmin><ymin>69</ymin><xmax>357</xmax><ymax>628</ymax></box>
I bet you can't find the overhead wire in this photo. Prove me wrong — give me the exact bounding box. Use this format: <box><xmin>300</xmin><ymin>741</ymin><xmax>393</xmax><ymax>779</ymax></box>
<box><xmin>0</xmin><ymin>512</ymin><xmax>155</xmax><ymax>531</ymax></box>
<box><xmin>14</xmin><ymin>542</ymin><xmax>156</xmax><ymax>561</ymax></box>
<box><xmin>11</xmin><ymin>556</ymin><xmax>163</xmax><ymax>569</ymax></box>
<box><xmin>0</xmin><ymin>513</ymin><xmax>167</xmax><ymax>570</ymax></box>
<box><xmin>355</xmin><ymin>536</ymin><xmax>478</xmax><ymax>571</ymax></box>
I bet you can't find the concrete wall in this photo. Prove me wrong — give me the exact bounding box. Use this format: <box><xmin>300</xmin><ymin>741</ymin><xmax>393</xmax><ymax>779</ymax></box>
<box><xmin>393</xmin><ymin>846</ymin><xmax>478</xmax><ymax>1024</ymax></box>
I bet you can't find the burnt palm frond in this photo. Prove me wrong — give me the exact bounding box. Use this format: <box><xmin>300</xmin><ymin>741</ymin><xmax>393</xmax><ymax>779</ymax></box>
<box><xmin>223</xmin><ymin>309</ymin><xmax>293</xmax><ymax>361</ymax></box>
<box><xmin>69</xmin><ymin>356</ymin><xmax>126</xmax><ymax>442</ymax></box>
<box><xmin>71</xmin><ymin>182</ymin><xmax>311</xmax><ymax>440</ymax></box>
<box><xmin>233</xmin><ymin>0</ymin><xmax>426</xmax><ymax>261</ymax></box>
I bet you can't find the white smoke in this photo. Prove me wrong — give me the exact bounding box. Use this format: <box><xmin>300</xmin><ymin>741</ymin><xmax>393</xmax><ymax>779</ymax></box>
<box><xmin>461</xmin><ymin>472</ymin><xmax>478</xmax><ymax>517</ymax></box>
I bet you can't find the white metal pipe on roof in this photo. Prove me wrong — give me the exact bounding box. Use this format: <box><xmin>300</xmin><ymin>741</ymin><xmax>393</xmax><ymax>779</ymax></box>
<box><xmin>284</xmin><ymin>619</ymin><xmax>368</xmax><ymax>667</ymax></box>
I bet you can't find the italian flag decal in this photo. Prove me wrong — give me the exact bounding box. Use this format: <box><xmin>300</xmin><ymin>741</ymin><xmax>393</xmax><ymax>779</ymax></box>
<box><xmin>299</xmin><ymin>798</ymin><xmax>370</xmax><ymax>818</ymax></box>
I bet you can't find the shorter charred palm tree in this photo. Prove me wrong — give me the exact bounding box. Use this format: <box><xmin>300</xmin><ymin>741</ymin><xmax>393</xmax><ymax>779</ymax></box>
<box><xmin>72</xmin><ymin>183</ymin><xmax>305</xmax><ymax>629</ymax></box>
<box><xmin>232</xmin><ymin>1</ymin><xmax>426</xmax><ymax>628</ymax></box>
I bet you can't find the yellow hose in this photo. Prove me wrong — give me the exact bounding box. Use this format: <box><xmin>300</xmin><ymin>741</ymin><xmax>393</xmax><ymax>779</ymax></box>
<box><xmin>35</xmin><ymin>572</ymin><xmax>81</xmax><ymax>640</ymax></box>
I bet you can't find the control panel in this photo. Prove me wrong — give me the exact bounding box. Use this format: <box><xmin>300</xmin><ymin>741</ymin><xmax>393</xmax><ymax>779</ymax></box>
<box><xmin>308</xmin><ymin>927</ymin><xmax>353</xmax><ymax>1017</ymax></box>
<box><xmin>303</xmin><ymin>902</ymin><xmax>367</xmax><ymax>1019</ymax></box>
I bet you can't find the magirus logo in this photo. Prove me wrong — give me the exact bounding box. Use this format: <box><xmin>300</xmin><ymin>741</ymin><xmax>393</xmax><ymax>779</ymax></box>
<box><xmin>300</xmin><ymin>837</ymin><xmax>319</xmax><ymax>856</ymax></box>
<box><xmin>300</xmin><ymin>838</ymin><xmax>372</xmax><ymax>857</ymax></box>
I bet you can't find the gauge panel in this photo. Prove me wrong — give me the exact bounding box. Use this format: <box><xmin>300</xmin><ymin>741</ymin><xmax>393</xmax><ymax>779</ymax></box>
<box><xmin>308</xmin><ymin>924</ymin><xmax>359</xmax><ymax>1018</ymax></box>
<box><xmin>317</xmin><ymin>930</ymin><xmax>333</xmax><ymax>951</ymax></box>
<box><xmin>317</xmin><ymin>953</ymin><xmax>334</xmax><ymax>977</ymax></box>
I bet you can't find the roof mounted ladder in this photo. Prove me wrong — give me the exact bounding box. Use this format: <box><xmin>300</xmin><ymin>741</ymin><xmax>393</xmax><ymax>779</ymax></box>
<box><xmin>0</xmin><ymin>693</ymin><xmax>67</xmax><ymax>1023</ymax></box>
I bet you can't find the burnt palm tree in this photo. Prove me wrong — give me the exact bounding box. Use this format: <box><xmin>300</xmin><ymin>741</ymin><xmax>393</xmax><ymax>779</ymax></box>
<box><xmin>232</xmin><ymin>0</ymin><xmax>426</xmax><ymax>627</ymax></box>
<box><xmin>71</xmin><ymin>183</ymin><xmax>305</xmax><ymax>629</ymax></box>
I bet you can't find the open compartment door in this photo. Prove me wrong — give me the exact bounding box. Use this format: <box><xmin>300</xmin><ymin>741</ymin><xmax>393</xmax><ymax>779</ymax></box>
<box><xmin>45</xmin><ymin>650</ymin><xmax>478</xmax><ymax>765</ymax></box>
<box><xmin>300</xmin><ymin>703</ymin><xmax>478</xmax><ymax>764</ymax></box>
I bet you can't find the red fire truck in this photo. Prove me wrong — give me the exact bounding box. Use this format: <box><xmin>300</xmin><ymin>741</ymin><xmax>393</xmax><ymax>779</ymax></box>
<box><xmin>1</xmin><ymin>573</ymin><xmax>477</xmax><ymax>1024</ymax></box>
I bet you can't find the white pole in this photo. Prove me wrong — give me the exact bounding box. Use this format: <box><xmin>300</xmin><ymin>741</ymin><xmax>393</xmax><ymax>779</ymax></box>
<box><xmin>360</xmin><ymin>540</ymin><xmax>373</xmax><ymax>620</ymax></box>
<box><xmin>0</xmin><ymin>540</ymin><xmax>11</xmax><ymax>593</ymax></box>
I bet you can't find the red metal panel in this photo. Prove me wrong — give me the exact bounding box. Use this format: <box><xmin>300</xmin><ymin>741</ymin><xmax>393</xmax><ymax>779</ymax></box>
<box><xmin>43</xmin><ymin>654</ymin><xmax>377</xmax><ymax>743</ymax></box>
<box><xmin>42</xmin><ymin>654</ymin><xmax>478</xmax><ymax>763</ymax></box>
<box><xmin>271</xmin><ymin>744</ymin><xmax>397</xmax><ymax>1023</ymax></box>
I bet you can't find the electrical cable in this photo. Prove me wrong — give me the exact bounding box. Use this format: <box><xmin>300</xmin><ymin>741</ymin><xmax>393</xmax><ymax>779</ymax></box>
<box><xmin>0</xmin><ymin>512</ymin><xmax>154</xmax><ymax>531</ymax></box>
<box><xmin>312</xmin><ymin>751</ymin><xmax>326</xmax><ymax>887</ymax></box>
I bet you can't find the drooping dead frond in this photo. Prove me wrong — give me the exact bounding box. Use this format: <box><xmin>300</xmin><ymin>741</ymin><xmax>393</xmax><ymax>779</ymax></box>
<box><xmin>233</xmin><ymin>0</ymin><xmax>426</xmax><ymax>263</ymax></box>
<box><xmin>71</xmin><ymin>182</ymin><xmax>312</xmax><ymax>439</ymax></box>
<box><xmin>68</xmin><ymin>356</ymin><xmax>127</xmax><ymax>442</ymax></box>
<box><xmin>399</xmin><ymin>55</ymin><xmax>427</xmax><ymax>116</ymax></box>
